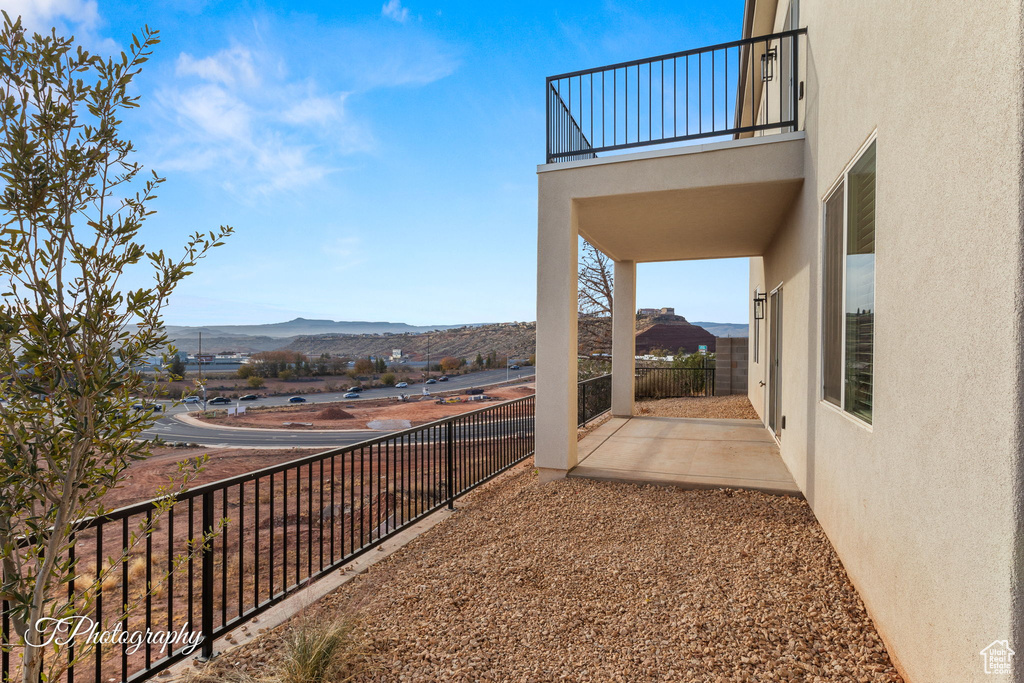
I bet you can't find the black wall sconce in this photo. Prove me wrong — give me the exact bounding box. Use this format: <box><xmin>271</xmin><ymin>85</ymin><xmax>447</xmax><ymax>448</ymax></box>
<box><xmin>761</xmin><ymin>46</ymin><xmax>777</xmax><ymax>82</ymax></box>
<box><xmin>753</xmin><ymin>292</ymin><xmax>767</xmax><ymax>320</ymax></box>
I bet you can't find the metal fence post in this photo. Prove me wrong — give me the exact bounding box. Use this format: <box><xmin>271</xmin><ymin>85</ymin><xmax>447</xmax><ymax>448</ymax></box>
<box><xmin>446</xmin><ymin>422</ymin><xmax>455</xmax><ymax>510</ymax></box>
<box><xmin>200</xmin><ymin>490</ymin><xmax>215</xmax><ymax>661</ymax></box>
<box><xmin>581</xmin><ymin>380</ymin><xmax>587</xmax><ymax>425</ymax></box>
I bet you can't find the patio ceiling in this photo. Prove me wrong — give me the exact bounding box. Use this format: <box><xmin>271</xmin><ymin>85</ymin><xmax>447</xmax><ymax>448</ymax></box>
<box><xmin>538</xmin><ymin>132</ymin><xmax>805</xmax><ymax>263</ymax></box>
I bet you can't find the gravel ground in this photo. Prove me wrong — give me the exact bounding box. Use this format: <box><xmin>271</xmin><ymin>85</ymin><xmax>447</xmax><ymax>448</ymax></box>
<box><xmin>201</xmin><ymin>463</ymin><xmax>902</xmax><ymax>683</ymax></box>
<box><xmin>636</xmin><ymin>395</ymin><xmax>760</xmax><ymax>420</ymax></box>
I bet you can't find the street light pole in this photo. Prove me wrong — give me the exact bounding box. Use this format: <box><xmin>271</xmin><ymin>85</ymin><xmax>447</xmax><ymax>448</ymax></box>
<box><xmin>198</xmin><ymin>331</ymin><xmax>207</xmax><ymax>411</ymax></box>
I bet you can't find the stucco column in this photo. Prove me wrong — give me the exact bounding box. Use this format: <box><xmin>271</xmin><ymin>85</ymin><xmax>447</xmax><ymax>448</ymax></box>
<box><xmin>611</xmin><ymin>260</ymin><xmax>636</xmax><ymax>417</ymax></box>
<box><xmin>533</xmin><ymin>186</ymin><xmax>578</xmax><ymax>481</ymax></box>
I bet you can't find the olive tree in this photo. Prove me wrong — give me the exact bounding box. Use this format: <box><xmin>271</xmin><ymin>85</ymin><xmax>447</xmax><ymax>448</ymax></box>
<box><xmin>0</xmin><ymin>14</ymin><xmax>231</xmax><ymax>681</ymax></box>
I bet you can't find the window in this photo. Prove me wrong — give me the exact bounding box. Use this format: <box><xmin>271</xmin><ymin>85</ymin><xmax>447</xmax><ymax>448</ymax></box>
<box><xmin>822</xmin><ymin>140</ymin><xmax>876</xmax><ymax>423</ymax></box>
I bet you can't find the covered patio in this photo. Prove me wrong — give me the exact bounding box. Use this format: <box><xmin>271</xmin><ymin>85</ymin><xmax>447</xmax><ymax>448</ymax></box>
<box><xmin>570</xmin><ymin>415</ymin><xmax>800</xmax><ymax>496</ymax></box>
<box><xmin>535</xmin><ymin>132</ymin><xmax>805</xmax><ymax>481</ymax></box>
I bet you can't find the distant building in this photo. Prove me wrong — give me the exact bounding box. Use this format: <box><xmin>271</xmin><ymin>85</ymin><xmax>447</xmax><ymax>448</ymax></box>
<box><xmin>637</xmin><ymin>307</ymin><xmax>675</xmax><ymax>316</ymax></box>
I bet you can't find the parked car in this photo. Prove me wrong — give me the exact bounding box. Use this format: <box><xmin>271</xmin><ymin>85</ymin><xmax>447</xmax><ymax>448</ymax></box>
<box><xmin>347</xmin><ymin>386</ymin><xmax>363</xmax><ymax>392</ymax></box>
<box><xmin>209</xmin><ymin>396</ymin><xmax>231</xmax><ymax>405</ymax></box>
<box><xmin>343</xmin><ymin>392</ymin><xmax>361</xmax><ymax>399</ymax></box>
<box><xmin>438</xmin><ymin>376</ymin><xmax>449</xmax><ymax>382</ymax></box>
<box><xmin>425</xmin><ymin>379</ymin><xmax>437</xmax><ymax>384</ymax></box>
<box><xmin>395</xmin><ymin>382</ymin><xmax>408</xmax><ymax>388</ymax></box>
<box><xmin>510</xmin><ymin>364</ymin><xmax>520</xmax><ymax>370</ymax></box>
<box><xmin>239</xmin><ymin>394</ymin><xmax>258</xmax><ymax>401</ymax></box>
<box><xmin>131</xmin><ymin>402</ymin><xmax>163</xmax><ymax>411</ymax></box>
<box><xmin>466</xmin><ymin>388</ymin><xmax>484</xmax><ymax>395</ymax></box>
<box><xmin>182</xmin><ymin>396</ymin><xmax>200</xmax><ymax>404</ymax></box>
<box><xmin>288</xmin><ymin>396</ymin><xmax>307</xmax><ymax>403</ymax></box>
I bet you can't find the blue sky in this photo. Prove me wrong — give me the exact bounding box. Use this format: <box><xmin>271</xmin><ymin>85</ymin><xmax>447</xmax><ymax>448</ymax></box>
<box><xmin>11</xmin><ymin>0</ymin><xmax>749</xmax><ymax>326</ymax></box>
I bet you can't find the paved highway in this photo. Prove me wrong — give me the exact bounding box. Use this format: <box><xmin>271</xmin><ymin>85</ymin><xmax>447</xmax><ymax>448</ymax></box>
<box><xmin>141</xmin><ymin>367</ymin><xmax>535</xmax><ymax>448</ymax></box>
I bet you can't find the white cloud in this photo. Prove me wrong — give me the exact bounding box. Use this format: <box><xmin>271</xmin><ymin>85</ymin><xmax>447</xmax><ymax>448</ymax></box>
<box><xmin>281</xmin><ymin>94</ymin><xmax>345</xmax><ymax>126</ymax></box>
<box><xmin>381</xmin><ymin>0</ymin><xmax>409</xmax><ymax>23</ymax></box>
<box><xmin>176</xmin><ymin>46</ymin><xmax>260</xmax><ymax>88</ymax></box>
<box><xmin>4</xmin><ymin>0</ymin><xmax>116</xmax><ymax>53</ymax></box>
<box><xmin>154</xmin><ymin>41</ymin><xmax>372</xmax><ymax>196</ymax></box>
<box><xmin>163</xmin><ymin>83</ymin><xmax>251</xmax><ymax>141</ymax></box>
<box><xmin>4</xmin><ymin>0</ymin><xmax>99</xmax><ymax>30</ymax></box>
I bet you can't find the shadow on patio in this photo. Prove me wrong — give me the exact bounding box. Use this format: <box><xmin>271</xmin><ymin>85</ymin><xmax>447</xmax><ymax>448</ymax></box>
<box><xmin>570</xmin><ymin>416</ymin><xmax>801</xmax><ymax>497</ymax></box>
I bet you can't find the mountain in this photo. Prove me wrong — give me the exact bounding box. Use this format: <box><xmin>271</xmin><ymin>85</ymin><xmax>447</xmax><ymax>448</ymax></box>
<box><xmin>691</xmin><ymin>321</ymin><xmax>748</xmax><ymax>338</ymax></box>
<box><xmin>158</xmin><ymin>318</ymin><xmax>489</xmax><ymax>353</ymax></box>
<box><xmin>285</xmin><ymin>322</ymin><xmax>537</xmax><ymax>360</ymax></box>
<box><xmin>164</xmin><ymin>318</ymin><xmax>480</xmax><ymax>339</ymax></box>
<box><xmin>159</xmin><ymin>316</ymin><xmax>746</xmax><ymax>357</ymax></box>
<box><xmin>635</xmin><ymin>314</ymin><xmax>718</xmax><ymax>355</ymax></box>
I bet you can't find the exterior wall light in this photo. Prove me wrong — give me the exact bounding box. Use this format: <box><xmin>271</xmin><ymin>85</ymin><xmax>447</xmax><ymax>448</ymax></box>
<box><xmin>761</xmin><ymin>46</ymin><xmax>777</xmax><ymax>82</ymax></box>
<box><xmin>754</xmin><ymin>292</ymin><xmax>767</xmax><ymax>320</ymax></box>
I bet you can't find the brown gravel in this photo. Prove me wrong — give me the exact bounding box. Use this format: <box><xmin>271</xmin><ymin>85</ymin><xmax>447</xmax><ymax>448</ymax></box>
<box><xmin>636</xmin><ymin>394</ymin><xmax>760</xmax><ymax>420</ymax></box>
<box><xmin>202</xmin><ymin>463</ymin><xmax>903</xmax><ymax>682</ymax></box>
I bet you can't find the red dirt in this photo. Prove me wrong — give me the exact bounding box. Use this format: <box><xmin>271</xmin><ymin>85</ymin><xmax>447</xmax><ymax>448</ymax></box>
<box><xmin>197</xmin><ymin>385</ymin><xmax>535</xmax><ymax>430</ymax></box>
<box><xmin>102</xmin><ymin>446</ymin><xmax>321</xmax><ymax>510</ymax></box>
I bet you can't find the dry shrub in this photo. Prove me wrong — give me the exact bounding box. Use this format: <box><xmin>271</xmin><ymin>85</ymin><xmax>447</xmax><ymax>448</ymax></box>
<box><xmin>186</xmin><ymin>611</ymin><xmax>368</xmax><ymax>683</ymax></box>
<box><xmin>101</xmin><ymin>569</ymin><xmax>119</xmax><ymax>593</ymax></box>
<box><xmin>277</xmin><ymin>614</ymin><xmax>364</xmax><ymax>683</ymax></box>
<box><xmin>127</xmin><ymin>557</ymin><xmax>147</xmax><ymax>583</ymax></box>
<box><xmin>318</xmin><ymin>406</ymin><xmax>353</xmax><ymax>420</ymax></box>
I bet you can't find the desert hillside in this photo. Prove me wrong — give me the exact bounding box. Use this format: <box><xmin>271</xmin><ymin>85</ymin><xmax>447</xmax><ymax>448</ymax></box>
<box><xmin>163</xmin><ymin>315</ymin><xmax>742</xmax><ymax>359</ymax></box>
<box><xmin>284</xmin><ymin>322</ymin><xmax>537</xmax><ymax>360</ymax></box>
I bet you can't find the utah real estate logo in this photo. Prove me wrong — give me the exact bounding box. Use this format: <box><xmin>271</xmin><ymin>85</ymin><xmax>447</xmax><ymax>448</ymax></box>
<box><xmin>980</xmin><ymin>640</ymin><xmax>1015</xmax><ymax>675</ymax></box>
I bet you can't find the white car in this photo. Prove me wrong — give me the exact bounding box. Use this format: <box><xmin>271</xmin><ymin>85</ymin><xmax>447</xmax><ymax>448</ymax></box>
<box><xmin>394</xmin><ymin>382</ymin><xmax>408</xmax><ymax>388</ymax></box>
<box><xmin>182</xmin><ymin>396</ymin><xmax>200</xmax><ymax>404</ymax></box>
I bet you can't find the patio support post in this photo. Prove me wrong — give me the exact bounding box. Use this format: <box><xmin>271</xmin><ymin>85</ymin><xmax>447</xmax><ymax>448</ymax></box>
<box><xmin>611</xmin><ymin>260</ymin><xmax>636</xmax><ymax>417</ymax></box>
<box><xmin>534</xmin><ymin>190</ymin><xmax>578</xmax><ymax>481</ymax></box>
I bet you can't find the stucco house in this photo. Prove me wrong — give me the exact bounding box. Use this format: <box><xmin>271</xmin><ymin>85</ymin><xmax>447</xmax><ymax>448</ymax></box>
<box><xmin>533</xmin><ymin>1</ymin><xmax>1023</xmax><ymax>681</ymax></box>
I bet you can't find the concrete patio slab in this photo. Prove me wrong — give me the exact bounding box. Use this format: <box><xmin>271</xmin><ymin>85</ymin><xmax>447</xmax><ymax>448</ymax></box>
<box><xmin>570</xmin><ymin>416</ymin><xmax>801</xmax><ymax>496</ymax></box>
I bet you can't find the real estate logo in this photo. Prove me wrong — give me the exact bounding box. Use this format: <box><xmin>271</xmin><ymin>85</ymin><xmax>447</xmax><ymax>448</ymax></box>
<box><xmin>980</xmin><ymin>640</ymin><xmax>1015</xmax><ymax>675</ymax></box>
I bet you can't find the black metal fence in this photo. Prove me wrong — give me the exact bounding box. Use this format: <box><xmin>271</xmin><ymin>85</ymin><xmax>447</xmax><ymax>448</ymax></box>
<box><xmin>2</xmin><ymin>396</ymin><xmax>535</xmax><ymax>683</ymax></box>
<box><xmin>546</xmin><ymin>29</ymin><xmax>806</xmax><ymax>163</ymax></box>
<box><xmin>635</xmin><ymin>367</ymin><xmax>715</xmax><ymax>399</ymax></box>
<box><xmin>578</xmin><ymin>374</ymin><xmax>612</xmax><ymax>426</ymax></box>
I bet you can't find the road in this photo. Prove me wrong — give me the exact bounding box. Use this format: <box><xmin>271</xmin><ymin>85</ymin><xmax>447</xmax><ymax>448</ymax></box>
<box><xmin>141</xmin><ymin>367</ymin><xmax>535</xmax><ymax>448</ymax></box>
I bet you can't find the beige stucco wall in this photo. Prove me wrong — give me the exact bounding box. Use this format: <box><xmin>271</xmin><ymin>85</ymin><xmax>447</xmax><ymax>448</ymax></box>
<box><xmin>537</xmin><ymin>0</ymin><xmax>1023</xmax><ymax>676</ymax></box>
<box><xmin>747</xmin><ymin>1</ymin><xmax>1024</xmax><ymax>680</ymax></box>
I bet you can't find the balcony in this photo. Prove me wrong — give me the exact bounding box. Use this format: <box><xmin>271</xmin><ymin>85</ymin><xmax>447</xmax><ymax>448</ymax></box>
<box><xmin>535</xmin><ymin>32</ymin><xmax>809</xmax><ymax>478</ymax></box>
<box><xmin>546</xmin><ymin>29</ymin><xmax>807</xmax><ymax>164</ymax></box>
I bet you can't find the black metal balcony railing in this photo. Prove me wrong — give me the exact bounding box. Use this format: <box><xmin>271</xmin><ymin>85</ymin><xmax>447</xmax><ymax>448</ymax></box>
<box><xmin>577</xmin><ymin>374</ymin><xmax>612</xmax><ymax>426</ymax></box>
<box><xmin>546</xmin><ymin>29</ymin><xmax>806</xmax><ymax>163</ymax></box>
<box><xmin>2</xmin><ymin>397</ymin><xmax>536</xmax><ymax>683</ymax></box>
<box><xmin>635</xmin><ymin>367</ymin><xmax>715</xmax><ymax>399</ymax></box>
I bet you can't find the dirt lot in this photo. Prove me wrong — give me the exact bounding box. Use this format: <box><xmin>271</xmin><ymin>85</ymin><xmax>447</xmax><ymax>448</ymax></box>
<box><xmin>197</xmin><ymin>385</ymin><xmax>536</xmax><ymax>430</ymax></box>
<box><xmin>189</xmin><ymin>462</ymin><xmax>902</xmax><ymax>682</ymax></box>
<box><xmin>102</xmin><ymin>446</ymin><xmax>321</xmax><ymax>509</ymax></box>
<box><xmin>636</xmin><ymin>394</ymin><xmax>760</xmax><ymax>419</ymax></box>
